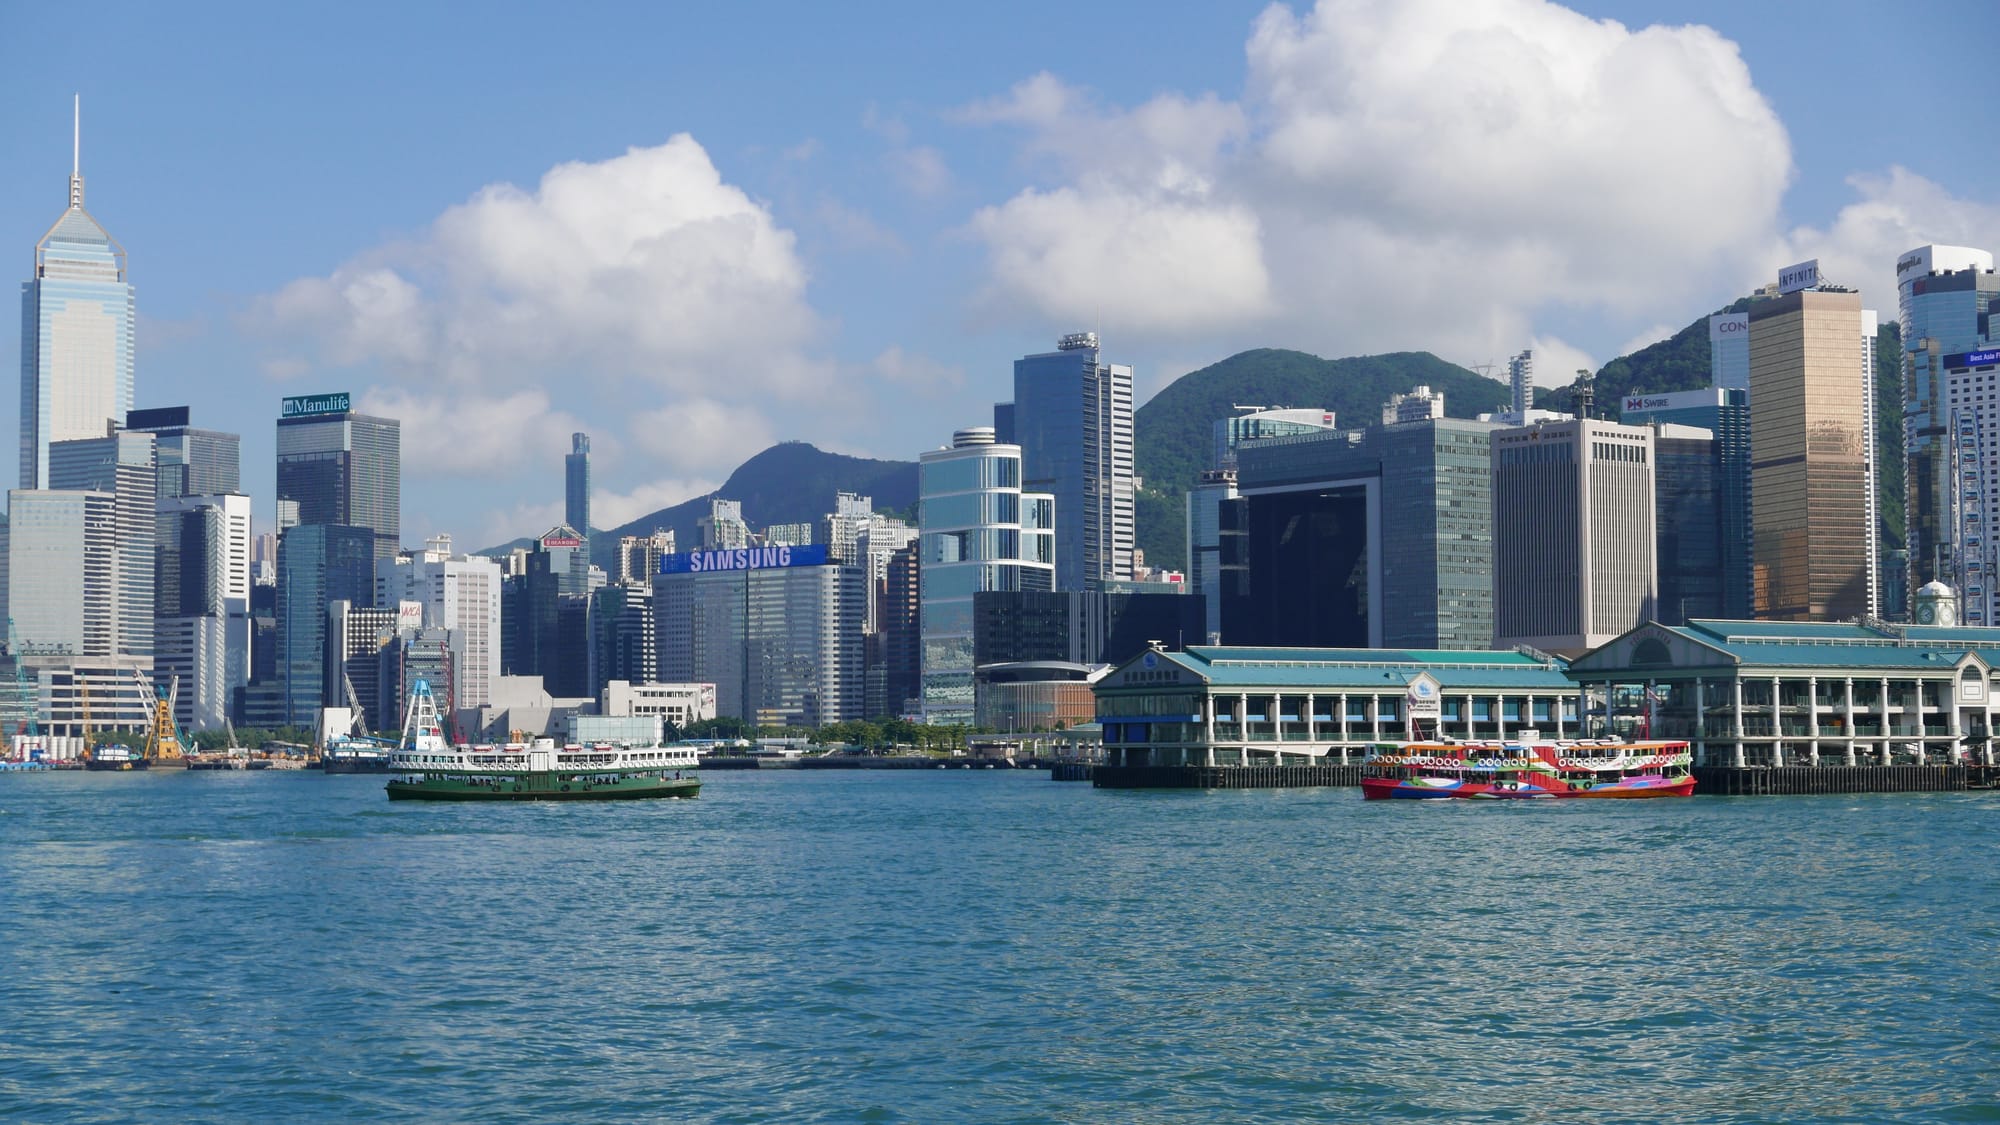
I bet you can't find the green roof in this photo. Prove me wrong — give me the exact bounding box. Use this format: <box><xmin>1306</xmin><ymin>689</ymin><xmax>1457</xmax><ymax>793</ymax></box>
<box><xmin>1114</xmin><ymin>646</ymin><xmax>1575</xmax><ymax>692</ymax></box>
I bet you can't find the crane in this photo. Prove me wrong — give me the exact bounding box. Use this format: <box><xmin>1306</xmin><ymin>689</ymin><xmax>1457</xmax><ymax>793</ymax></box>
<box><xmin>141</xmin><ymin>673</ymin><xmax>190</xmax><ymax>765</ymax></box>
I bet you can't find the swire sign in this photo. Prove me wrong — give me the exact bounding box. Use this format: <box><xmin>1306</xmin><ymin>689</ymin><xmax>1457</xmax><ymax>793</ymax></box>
<box><xmin>660</xmin><ymin>544</ymin><xmax>830</xmax><ymax>574</ymax></box>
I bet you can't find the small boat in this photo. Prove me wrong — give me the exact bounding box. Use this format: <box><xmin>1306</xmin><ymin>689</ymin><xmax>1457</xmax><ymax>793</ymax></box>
<box><xmin>1361</xmin><ymin>739</ymin><xmax>1695</xmax><ymax>800</ymax></box>
<box><xmin>384</xmin><ymin>679</ymin><xmax>699</xmax><ymax>802</ymax></box>
<box><xmin>84</xmin><ymin>744</ymin><xmax>147</xmax><ymax>771</ymax></box>
<box><xmin>321</xmin><ymin>736</ymin><xmax>395</xmax><ymax>774</ymax></box>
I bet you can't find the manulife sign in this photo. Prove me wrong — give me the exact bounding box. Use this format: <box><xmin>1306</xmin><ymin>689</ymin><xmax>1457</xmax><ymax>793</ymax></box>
<box><xmin>281</xmin><ymin>391</ymin><xmax>352</xmax><ymax>418</ymax></box>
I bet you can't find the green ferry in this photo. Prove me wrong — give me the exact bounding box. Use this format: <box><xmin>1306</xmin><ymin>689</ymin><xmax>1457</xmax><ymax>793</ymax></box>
<box><xmin>382</xmin><ymin>680</ymin><xmax>699</xmax><ymax>802</ymax></box>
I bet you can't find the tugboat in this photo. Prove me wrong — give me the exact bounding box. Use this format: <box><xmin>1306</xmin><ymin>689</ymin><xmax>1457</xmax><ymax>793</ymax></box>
<box><xmin>1361</xmin><ymin>739</ymin><xmax>1696</xmax><ymax>800</ymax></box>
<box><xmin>384</xmin><ymin>680</ymin><xmax>699</xmax><ymax>801</ymax></box>
<box><xmin>84</xmin><ymin>743</ymin><xmax>146</xmax><ymax>771</ymax></box>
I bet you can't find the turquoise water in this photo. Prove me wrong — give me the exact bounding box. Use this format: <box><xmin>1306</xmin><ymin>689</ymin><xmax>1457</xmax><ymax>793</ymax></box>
<box><xmin>3</xmin><ymin>770</ymin><xmax>1999</xmax><ymax>1123</ymax></box>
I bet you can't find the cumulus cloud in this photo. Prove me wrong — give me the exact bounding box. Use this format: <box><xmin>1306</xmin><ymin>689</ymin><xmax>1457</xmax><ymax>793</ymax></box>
<box><xmin>628</xmin><ymin>399</ymin><xmax>778</xmax><ymax>470</ymax></box>
<box><xmin>1784</xmin><ymin>167</ymin><xmax>2000</xmax><ymax>314</ymax></box>
<box><xmin>961</xmin><ymin>0</ymin><xmax>1803</xmax><ymax>364</ymax></box>
<box><xmin>871</xmin><ymin>346</ymin><xmax>966</xmax><ymax>395</ymax></box>
<box><xmin>356</xmin><ymin>387</ymin><xmax>589</xmax><ymax>477</ymax></box>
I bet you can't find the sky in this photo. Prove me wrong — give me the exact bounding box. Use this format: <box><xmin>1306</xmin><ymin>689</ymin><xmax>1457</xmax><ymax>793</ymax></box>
<box><xmin>3</xmin><ymin>0</ymin><xmax>1997</xmax><ymax>550</ymax></box>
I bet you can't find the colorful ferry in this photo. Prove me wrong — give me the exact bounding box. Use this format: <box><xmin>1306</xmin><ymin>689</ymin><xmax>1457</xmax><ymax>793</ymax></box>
<box><xmin>1361</xmin><ymin>739</ymin><xmax>1695</xmax><ymax>800</ymax></box>
<box><xmin>384</xmin><ymin>679</ymin><xmax>699</xmax><ymax>802</ymax></box>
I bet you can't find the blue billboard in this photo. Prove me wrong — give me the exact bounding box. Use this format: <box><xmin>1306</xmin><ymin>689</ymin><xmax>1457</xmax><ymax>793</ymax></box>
<box><xmin>1945</xmin><ymin>349</ymin><xmax>2000</xmax><ymax>370</ymax></box>
<box><xmin>660</xmin><ymin>543</ymin><xmax>830</xmax><ymax>574</ymax></box>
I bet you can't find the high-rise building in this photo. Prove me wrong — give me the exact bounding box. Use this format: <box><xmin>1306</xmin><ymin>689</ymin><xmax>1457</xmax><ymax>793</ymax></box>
<box><xmin>866</xmin><ymin>541</ymin><xmax>920</xmax><ymax>719</ymax></box>
<box><xmin>565</xmin><ymin>432</ymin><xmax>591</xmax><ymax>540</ymax></box>
<box><xmin>1002</xmin><ymin>332</ymin><xmax>1134</xmax><ymax>589</ymax></box>
<box><xmin>20</xmin><ymin>102</ymin><xmax>134</xmax><ymax>492</ymax></box>
<box><xmin>1492</xmin><ymin>419</ymin><xmax>1658</xmax><ymax>656</ymax></box>
<box><xmin>1184</xmin><ymin>468</ymin><xmax>1238</xmax><ymax>644</ymax></box>
<box><xmin>376</xmin><ymin>538</ymin><xmax>503</xmax><ymax>712</ymax></box>
<box><xmin>855</xmin><ymin>516</ymin><xmax>917</xmax><ymax>634</ymax></box>
<box><xmin>1749</xmin><ymin>282</ymin><xmax>1874</xmax><ymax>621</ymax></box>
<box><xmin>326</xmin><ymin>599</ymin><xmax>399</xmax><ymax>732</ymax></box>
<box><xmin>49</xmin><ymin>429</ymin><xmax>156</xmax><ymax>658</ymax></box>
<box><xmin>154</xmin><ymin>492</ymin><xmax>252</xmax><ymax>730</ymax></box>
<box><xmin>126</xmin><ymin>407</ymin><xmax>240</xmax><ymax>501</ymax></box>
<box><xmin>1228</xmin><ymin>415</ymin><xmax>1504</xmax><ymax>649</ymax></box>
<box><xmin>275</xmin><ymin>391</ymin><xmax>401</xmax><ymax>559</ymax></box>
<box><xmin>1383</xmin><ymin>385</ymin><xmax>1447</xmax><ymax>425</ymax></box>
<box><xmin>1213</xmin><ymin>408</ymin><xmax>1338</xmax><ymax>470</ymax></box>
<box><xmin>654</xmin><ymin>545</ymin><xmax>864</xmax><ymax>726</ymax></box>
<box><xmin>276</xmin><ymin>524</ymin><xmax>376</xmax><ymax>726</ymax></box>
<box><xmin>1710</xmin><ymin>310</ymin><xmax>1751</xmax><ymax>392</ymax></box>
<box><xmin>591</xmin><ymin>582</ymin><xmax>657</xmax><ymax>694</ymax></box>
<box><xmin>972</xmin><ymin>589</ymin><xmax>1207</xmax><ymax>668</ymax></box>
<box><xmin>3</xmin><ymin>489</ymin><xmax>117</xmax><ymax>657</ymax></box>
<box><xmin>1899</xmin><ymin>244</ymin><xmax>2000</xmax><ymax>621</ymax></box>
<box><xmin>821</xmin><ymin>491</ymin><xmax>874</xmax><ymax>565</ymax></box>
<box><xmin>616</xmin><ymin>529</ymin><xmax>676</xmax><ymax>585</ymax></box>
<box><xmin>1507</xmin><ymin>350</ymin><xmax>1534</xmax><ymax>420</ymax></box>
<box><xmin>700</xmin><ymin>499</ymin><xmax>748</xmax><ymax>550</ymax></box>
<box><xmin>1648</xmin><ymin>424</ymin><xmax>1724</xmax><ymax>626</ymax></box>
<box><xmin>918</xmin><ymin>427</ymin><xmax>1055</xmax><ymax>722</ymax></box>
<box><xmin>1620</xmin><ymin>387</ymin><xmax>1752</xmax><ymax>618</ymax></box>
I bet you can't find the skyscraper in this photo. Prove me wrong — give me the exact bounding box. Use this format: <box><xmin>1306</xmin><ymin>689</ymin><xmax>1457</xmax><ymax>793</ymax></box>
<box><xmin>3</xmin><ymin>489</ymin><xmax>117</xmax><ymax>657</ymax></box>
<box><xmin>918</xmin><ymin>427</ymin><xmax>1055</xmax><ymax>722</ymax></box>
<box><xmin>127</xmin><ymin>406</ymin><xmax>240</xmax><ymax>500</ymax></box>
<box><xmin>1621</xmin><ymin>387</ymin><xmax>1752</xmax><ymax>618</ymax></box>
<box><xmin>1003</xmin><ymin>333</ymin><xmax>1135</xmax><ymax>590</ymax></box>
<box><xmin>49</xmin><ymin>430</ymin><xmax>156</xmax><ymax>658</ymax></box>
<box><xmin>1898</xmin><ymin>244</ymin><xmax>2000</xmax><ymax>620</ymax></box>
<box><xmin>1507</xmin><ymin>349</ymin><xmax>1534</xmax><ymax>421</ymax></box>
<box><xmin>20</xmin><ymin>101</ymin><xmax>134</xmax><ymax>492</ymax></box>
<box><xmin>1491</xmin><ymin>419</ymin><xmax>1658</xmax><ymax>656</ymax></box>
<box><xmin>376</xmin><ymin>537</ymin><xmax>503</xmax><ymax>713</ymax></box>
<box><xmin>1749</xmin><ymin>281</ymin><xmax>1873</xmax><ymax>621</ymax></box>
<box><xmin>275</xmin><ymin>391</ymin><xmax>401</xmax><ymax>559</ymax></box>
<box><xmin>276</xmin><ymin>524</ymin><xmax>375</xmax><ymax>726</ymax></box>
<box><xmin>565</xmin><ymin>432</ymin><xmax>591</xmax><ymax>540</ymax></box>
<box><xmin>155</xmin><ymin>492</ymin><xmax>252</xmax><ymax>730</ymax></box>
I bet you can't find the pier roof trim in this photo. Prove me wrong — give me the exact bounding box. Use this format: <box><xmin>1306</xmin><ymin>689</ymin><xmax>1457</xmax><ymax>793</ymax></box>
<box><xmin>1571</xmin><ymin>619</ymin><xmax>2000</xmax><ymax>678</ymax></box>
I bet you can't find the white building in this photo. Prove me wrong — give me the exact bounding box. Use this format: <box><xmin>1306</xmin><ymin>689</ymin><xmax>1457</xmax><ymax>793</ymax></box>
<box><xmin>155</xmin><ymin>492</ymin><xmax>252</xmax><ymax>730</ymax></box>
<box><xmin>375</xmin><ymin>536</ymin><xmax>503</xmax><ymax>712</ymax></box>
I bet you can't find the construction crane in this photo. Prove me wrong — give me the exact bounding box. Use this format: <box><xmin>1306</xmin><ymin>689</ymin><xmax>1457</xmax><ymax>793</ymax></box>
<box><xmin>141</xmin><ymin>674</ymin><xmax>190</xmax><ymax>765</ymax></box>
<box><xmin>79</xmin><ymin>677</ymin><xmax>93</xmax><ymax>763</ymax></box>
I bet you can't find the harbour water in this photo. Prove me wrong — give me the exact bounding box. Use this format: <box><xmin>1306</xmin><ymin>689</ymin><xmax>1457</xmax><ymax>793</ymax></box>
<box><xmin>3</xmin><ymin>770</ymin><xmax>1998</xmax><ymax>1122</ymax></box>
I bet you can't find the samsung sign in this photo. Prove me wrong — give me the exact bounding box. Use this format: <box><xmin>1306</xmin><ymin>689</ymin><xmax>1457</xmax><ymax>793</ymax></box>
<box><xmin>1946</xmin><ymin>349</ymin><xmax>2000</xmax><ymax>370</ymax></box>
<box><xmin>1777</xmin><ymin>258</ymin><xmax>1820</xmax><ymax>295</ymax></box>
<box><xmin>281</xmin><ymin>391</ymin><xmax>352</xmax><ymax>418</ymax></box>
<box><xmin>660</xmin><ymin>543</ymin><xmax>830</xmax><ymax>574</ymax></box>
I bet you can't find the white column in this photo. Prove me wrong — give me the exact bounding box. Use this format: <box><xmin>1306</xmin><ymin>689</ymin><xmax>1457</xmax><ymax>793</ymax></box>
<box><xmin>1693</xmin><ymin>679</ymin><xmax>1707</xmax><ymax>766</ymax></box>
<box><xmin>1731</xmin><ymin>678</ymin><xmax>1746</xmax><ymax>768</ymax></box>
<box><xmin>1843</xmin><ymin>677</ymin><xmax>1857</xmax><ymax>767</ymax></box>
<box><xmin>1806</xmin><ymin>675</ymin><xmax>1820</xmax><ymax>767</ymax></box>
<box><xmin>1771</xmin><ymin>675</ymin><xmax>1784</xmax><ymax>768</ymax></box>
<box><xmin>1239</xmin><ymin>692</ymin><xmax>1250</xmax><ymax>747</ymax></box>
<box><xmin>1879</xmin><ymin>678</ymin><xmax>1892</xmax><ymax>766</ymax></box>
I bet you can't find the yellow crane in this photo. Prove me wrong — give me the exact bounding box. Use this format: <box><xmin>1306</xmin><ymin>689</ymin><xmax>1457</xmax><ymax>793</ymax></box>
<box><xmin>142</xmin><ymin>676</ymin><xmax>188</xmax><ymax>765</ymax></box>
<box><xmin>78</xmin><ymin>678</ymin><xmax>93</xmax><ymax>762</ymax></box>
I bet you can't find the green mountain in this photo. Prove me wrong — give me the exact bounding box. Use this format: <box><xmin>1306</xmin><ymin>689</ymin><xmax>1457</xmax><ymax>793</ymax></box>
<box><xmin>480</xmin><ymin>442</ymin><xmax>918</xmax><ymax>566</ymax></box>
<box><xmin>1134</xmin><ymin>349</ymin><xmax>1509</xmax><ymax>570</ymax></box>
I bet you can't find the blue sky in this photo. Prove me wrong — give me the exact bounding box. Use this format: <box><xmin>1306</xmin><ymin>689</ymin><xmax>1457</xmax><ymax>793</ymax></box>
<box><xmin>3</xmin><ymin>0</ymin><xmax>1996</xmax><ymax>548</ymax></box>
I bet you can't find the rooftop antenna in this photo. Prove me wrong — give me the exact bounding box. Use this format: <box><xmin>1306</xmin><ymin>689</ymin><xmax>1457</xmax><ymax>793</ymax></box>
<box><xmin>69</xmin><ymin>94</ymin><xmax>83</xmax><ymax>209</ymax></box>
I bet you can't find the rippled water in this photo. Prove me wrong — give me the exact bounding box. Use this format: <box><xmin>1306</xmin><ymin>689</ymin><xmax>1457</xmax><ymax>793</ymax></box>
<box><xmin>3</xmin><ymin>770</ymin><xmax>1999</xmax><ymax>1122</ymax></box>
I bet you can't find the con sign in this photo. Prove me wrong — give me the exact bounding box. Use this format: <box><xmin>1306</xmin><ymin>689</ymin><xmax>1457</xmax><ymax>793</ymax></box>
<box><xmin>1777</xmin><ymin>259</ymin><xmax>1820</xmax><ymax>295</ymax></box>
<box><xmin>1708</xmin><ymin>312</ymin><xmax>1748</xmax><ymax>342</ymax></box>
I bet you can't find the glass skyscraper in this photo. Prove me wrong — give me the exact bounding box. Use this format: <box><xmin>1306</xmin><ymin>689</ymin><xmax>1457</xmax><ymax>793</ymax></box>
<box><xmin>48</xmin><ymin>430</ymin><xmax>157</xmax><ymax>658</ymax></box>
<box><xmin>917</xmin><ymin>427</ymin><xmax>1055</xmax><ymax>722</ymax></box>
<box><xmin>20</xmin><ymin>113</ymin><xmax>134</xmax><ymax>491</ymax></box>
<box><xmin>1002</xmin><ymin>333</ymin><xmax>1134</xmax><ymax>590</ymax></box>
<box><xmin>127</xmin><ymin>406</ymin><xmax>241</xmax><ymax>501</ymax></box>
<box><xmin>566</xmin><ymin>433</ymin><xmax>591</xmax><ymax>540</ymax></box>
<box><xmin>276</xmin><ymin>524</ymin><xmax>376</xmax><ymax>726</ymax></box>
<box><xmin>276</xmin><ymin>398</ymin><xmax>402</xmax><ymax>559</ymax></box>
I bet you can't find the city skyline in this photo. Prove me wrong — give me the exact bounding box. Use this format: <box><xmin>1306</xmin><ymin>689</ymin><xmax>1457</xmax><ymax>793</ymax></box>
<box><xmin>2</xmin><ymin>1</ymin><xmax>1997</xmax><ymax>552</ymax></box>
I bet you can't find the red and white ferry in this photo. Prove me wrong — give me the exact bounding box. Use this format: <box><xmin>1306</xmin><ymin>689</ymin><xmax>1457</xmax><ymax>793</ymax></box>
<box><xmin>1361</xmin><ymin>739</ymin><xmax>1695</xmax><ymax>800</ymax></box>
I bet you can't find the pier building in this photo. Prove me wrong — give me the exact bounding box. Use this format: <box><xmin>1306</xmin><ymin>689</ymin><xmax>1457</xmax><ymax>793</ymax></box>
<box><xmin>1566</xmin><ymin>616</ymin><xmax>2000</xmax><ymax>767</ymax></box>
<box><xmin>1092</xmin><ymin>645</ymin><xmax>1581</xmax><ymax>768</ymax></box>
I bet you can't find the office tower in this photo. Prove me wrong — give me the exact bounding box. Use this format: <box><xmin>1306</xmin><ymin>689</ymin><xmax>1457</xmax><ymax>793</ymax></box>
<box><xmin>1749</xmin><ymin>282</ymin><xmax>1873</xmax><ymax>621</ymax></box>
<box><xmin>1184</xmin><ymin>468</ymin><xmax>1238</xmax><ymax>643</ymax></box>
<box><xmin>1899</xmin><ymin>244</ymin><xmax>2000</xmax><ymax>619</ymax></box>
<box><xmin>1621</xmin><ymin>388</ymin><xmax>1752</xmax><ymax>618</ymax></box>
<box><xmin>763</xmin><ymin>522</ymin><xmax>814</xmax><ymax>547</ymax></box>
<box><xmin>275</xmin><ymin>391</ymin><xmax>401</xmax><ymax>559</ymax></box>
<box><xmin>1382</xmin><ymin>385</ymin><xmax>1447</xmax><ymax>425</ymax></box>
<box><xmin>1710</xmin><ymin>311</ymin><xmax>1750</xmax><ymax>391</ymax></box>
<box><xmin>866</xmin><ymin>541</ymin><xmax>920</xmax><ymax>718</ymax></box>
<box><xmin>1213</xmin><ymin>408</ymin><xmax>1338</xmax><ymax>470</ymax></box>
<box><xmin>49</xmin><ymin>429</ymin><xmax>156</xmax><ymax>657</ymax></box>
<box><xmin>591</xmin><ymin>582</ymin><xmax>656</xmax><ymax>695</ymax></box>
<box><xmin>617</xmin><ymin>530</ymin><xmax>675</xmax><ymax>585</ymax></box>
<box><xmin>1508</xmin><ymin>350</ymin><xmax>1534</xmax><ymax>420</ymax></box>
<box><xmin>276</xmin><ymin>524</ymin><xmax>375</xmax><ymax>726</ymax></box>
<box><xmin>1228</xmin><ymin>416</ymin><xmax>1503</xmax><ymax>649</ymax></box>
<box><xmin>821</xmin><ymin>492</ymin><xmax>873</xmax><ymax>565</ymax></box>
<box><xmin>376</xmin><ymin>543</ymin><xmax>503</xmax><ymax>711</ymax></box>
<box><xmin>654</xmin><ymin>545</ymin><xmax>864</xmax><ymax>726</ymax></box>
<box><xmin>855</xmin><ymin>517</ymin><xmax>917</xmax><ymax>635</ymax></box>
<box><xmin>918</xmin><ymin>427</ymin><xmax>1055</xmax><ymax>722</ymax></box>
<box><xmin>1004</xmin><ymin>332</ymin><xmax>1135</xmax><ymax>589</ymax></box>
<box><xmin>700</xmin><ymin>499</ymin><xmax>748</xmax><ymax>550</ymax></box>
<box><xmin>126</xmin><ymin>407</ymin><xmax>240</xmax><ymax>500</ymax></box>
<box><xmin>506</xmin><ymin>526</ymin><xmax>594</xmax><ymax>694</ymax></box>
<box><xmin>386</xmin><ymin>625</ymin><xmax>457</xmax><ymax>734</ymax></box>
<box><xmin>1492</xmin><ymin>419</ymin><xmax>1658</xmax><ymax>656</ymax></box>
<box><xmin>972</xmin><ymin>589</ymin><xmax>1207</xmax><ymax>667</ymax></box>
<box><xmin>1648</xmin><ymin>424</ymin><xmax>1723</xmax><ymax>625</ymax></box>
<box><xmin>4</xmin><ymin>490</ymin><xmax>117</xmax><ymax>656</ymax></box>
<box><xmin>565</xmin><ymin>432</ymin><xmax>591</xmax><ymax>540</ymax></box>
<box><xmin>155</xmin><ymin>492</ymin><xmax>252</xmax><ymax>730</ymax></box>
<box><xmin>21</xmin><ymin>102</ymin><xmax>134</xmax><ymax>492</ymax></box>
<box><xmin>326</xmin><ymin>600</ymin><xmax>398</xmax><ymax>731</ymax></box>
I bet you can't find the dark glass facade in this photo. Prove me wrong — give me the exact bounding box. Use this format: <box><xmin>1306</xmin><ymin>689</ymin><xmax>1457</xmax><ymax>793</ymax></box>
<box><xmin>972</xmin><ymin>589</ymin><xmax>1206</xmax><ymax>668</ymax></box>
<box><xmin>276</xmin><ymin>410</ymin><xmax>402</xmax><ymax>559</ymax></box>
<box><xmin>275</xmin><ymin>524</ymin><xmax>375</xmax><ymax>726</ymax></box>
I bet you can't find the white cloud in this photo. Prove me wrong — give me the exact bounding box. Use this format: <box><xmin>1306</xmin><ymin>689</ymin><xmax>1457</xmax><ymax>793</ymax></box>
<box><xmin>592</xmin><ymin>478</ymin><xmax>723</xmax><ymax>531</ymax></box>
<box><xmin>892</xmin><ymin>146</ymin><xmax>953</xmax><ymax>198</ymax></box>
<box><xmin>355</xmin><ymin>387</ymin><xmax>589</xmax><ymax>477</ymax></box>
<box><xmin>961</xmin><ymin>0</ymin><xmax>1807</xmax><ymax>362</ymax></box>
<box><xmin>1784</xmin><ymin>167</ymin><xmax>2000</xmax><ymax>315</ymax></box>
<box><xmin>1526</xmin><ymin>336</ymin><xmax>1597</xmax><ymax>390</ymax></box>
<box><xmin>629</xmin><ymin>399</ymin><xmax>778</xmax><ymax>471</ymax></box>
<box><xmin>1615</xmin><ymin>324</ymin><xmax>1681</xmax><ymax>359</ymax></box>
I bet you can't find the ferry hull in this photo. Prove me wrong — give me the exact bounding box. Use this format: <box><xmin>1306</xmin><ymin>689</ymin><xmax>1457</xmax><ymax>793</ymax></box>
<box><xmin>387</xmin><ymin>773</ymin><xmax>699</xmax><ymax>801</ymax></box>
<box><xmin>1360</xmin><ymin>776</ymin><xmax>1694</xmax><ymax>800</ymax></box>
<box><xmin>322</xmin><ymin>757</ymin><xmax>393</xmax><ymax>774</ymax></box>
<box><xmin>83</xmin><ymin>758</ymin><xmax>149</xmax><ymax>772</ymax></box>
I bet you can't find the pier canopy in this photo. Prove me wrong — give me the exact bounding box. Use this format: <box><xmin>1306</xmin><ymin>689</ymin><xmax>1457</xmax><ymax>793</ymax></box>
<box><xmin>1568</xmin><ymin>619</ymin><xmax>2000</xmax><ymax>768</ymax></box>
<box><xmin>1093</xmin><ymin>645</ymin><xmax>1581</xmax><ymax>768</ymax></box>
